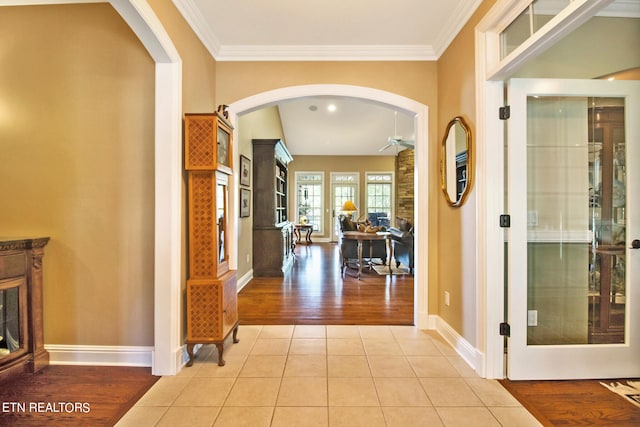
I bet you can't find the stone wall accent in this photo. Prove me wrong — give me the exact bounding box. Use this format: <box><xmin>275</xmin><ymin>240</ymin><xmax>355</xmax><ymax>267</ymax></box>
<box><xmin>396</xmin><ymin>149</ymin><xmax>414</xmax><ymax>225</ymax></box>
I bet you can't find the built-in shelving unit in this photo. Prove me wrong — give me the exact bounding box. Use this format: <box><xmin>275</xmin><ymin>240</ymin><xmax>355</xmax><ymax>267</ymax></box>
<box><xmin>252</xmin><ymin>139</ymin><xmax>294</xmax><ymax>276</ymax></box>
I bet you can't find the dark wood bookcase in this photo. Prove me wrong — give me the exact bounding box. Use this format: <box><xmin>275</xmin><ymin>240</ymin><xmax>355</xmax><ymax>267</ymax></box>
<box><xmin>252</xmin><ymin>139</ymin><xmax>294</xmax><ymax>276</ymax></box>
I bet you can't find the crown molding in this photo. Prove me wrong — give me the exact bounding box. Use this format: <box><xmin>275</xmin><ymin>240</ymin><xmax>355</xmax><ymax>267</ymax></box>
<box><xmin>215</xmin><ymin>44</ymin><xmax>437</xmax><ymax>61</ymax></box>
<box><xmin>173</xmin><ymin>0</ymin><xmax>438</xmax><ymax>61</ymax></box>
<box><xmin>172</xmin><ymin>0</ymin><xmax>222</xmax><ymax>57</ymax></box>
<box><xmin>434</xmin><ymin>0</ymin><xmax>483</xmax><ymax>57</ymax></box>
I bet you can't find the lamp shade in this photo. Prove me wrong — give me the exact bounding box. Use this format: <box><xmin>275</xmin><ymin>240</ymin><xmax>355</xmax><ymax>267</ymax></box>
<box><xmin>341</xmin><ymin>200</ymin><xmax>358</xmax><ymax>212</ymax></box>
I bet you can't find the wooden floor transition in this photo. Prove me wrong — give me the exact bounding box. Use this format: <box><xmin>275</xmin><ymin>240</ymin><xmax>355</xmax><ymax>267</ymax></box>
<box><xmin>238</xmin><ymin>242</ymin><xmax>415</xmax><ymax>325</ymax></box>
<box><xmin>0</xmin><ymin>365</ymin><xmax>158</xmax><ymax>426</ymax></box>
<box><xmin>500</xmin><ymin>378</ymin><xmax>640</xmax><ymax>426</ymax></box>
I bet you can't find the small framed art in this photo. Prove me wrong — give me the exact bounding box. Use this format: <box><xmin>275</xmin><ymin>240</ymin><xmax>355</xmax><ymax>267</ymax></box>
<box><xmin>240</xmin><ymin>155</ymin><xmax>251</xmax><ymax>187</ymax></box>
<box><xmin>240</xmin><ymin>188</ymin><xmax>251</xmax><ymax>218</ymax></box>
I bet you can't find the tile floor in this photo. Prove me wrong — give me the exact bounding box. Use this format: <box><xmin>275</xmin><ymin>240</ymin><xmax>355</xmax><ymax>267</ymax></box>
<box><xmin>117</xmin><ymin>325</ymin><xmax>541</xmax><ymax>427</ymax></box>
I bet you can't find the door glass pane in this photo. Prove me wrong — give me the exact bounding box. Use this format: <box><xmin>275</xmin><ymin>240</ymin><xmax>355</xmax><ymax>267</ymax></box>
<box><xmin>526</xmin><ymin>96</ymin><xmax>626</xmax><ymax>346</ymax></box>
<box><xmin>588</xmin><ymin>98</ymin><xmax>626</xmax><ymax>344</ymax></box>
<box><xmin>216</xmin><ymin>180</ymin><xmax>227</xmax><ymax>264</ymax></box>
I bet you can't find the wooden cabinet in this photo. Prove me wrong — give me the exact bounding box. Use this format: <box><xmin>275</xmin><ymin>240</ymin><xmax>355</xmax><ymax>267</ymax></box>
<box><xmin>0</xmin><ymin>237</ymin><xmax>49</xmax><ymax>382</ymax></box>
<box><xmin>184</xmin><ymin>113</ymin><xmax>238</xmax><ymax>366</ymax></box>
<box><xmin>252</xmin><ymin>139</ymin><xmax>295</xmax><ymax>276</ymax></box>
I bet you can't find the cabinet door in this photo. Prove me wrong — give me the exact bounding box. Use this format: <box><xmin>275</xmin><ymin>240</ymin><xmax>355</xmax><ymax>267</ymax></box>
<box><xmin>222</xmin><ymin>273</ymin><xmax>238</xmax><ymax>336</ymax></box>
<box><xmin>187</xmin><ymin>280</ymin><xmax>222</xmax><ymax>341</ymax></box>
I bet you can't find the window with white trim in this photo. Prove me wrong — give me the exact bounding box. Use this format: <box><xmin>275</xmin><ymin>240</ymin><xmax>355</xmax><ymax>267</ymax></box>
<box><xmin>295</xmin><ymin>172</ymin><xmax>323</xmax><ymax>232</ymax></box>
<box><xmin>366</xmin><ymin>172</ymin><xmax>393</xmax><ymax>228</ymax></box>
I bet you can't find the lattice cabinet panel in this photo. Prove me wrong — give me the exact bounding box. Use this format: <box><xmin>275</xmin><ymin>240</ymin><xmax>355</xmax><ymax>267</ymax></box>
<box><xmin>185</xmin><ymin>116</ymin><xmax>215</xmax><ymax>169</ymax></box>
<box><xmin>188</xmin><ymin>172</ymin><xmax>216</xmax><ymax>278</ymax></box>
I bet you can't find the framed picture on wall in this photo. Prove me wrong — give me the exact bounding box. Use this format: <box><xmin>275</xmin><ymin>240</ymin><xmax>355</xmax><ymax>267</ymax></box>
<box><xmin>240</xmin><ymin>155</ymin><xmax>251</xmax><ymax>187</ymax></box>
<box><xmin>240</xmin><ymin>188</ymin><xmax>251</xmax><ymax>218</ymax></box>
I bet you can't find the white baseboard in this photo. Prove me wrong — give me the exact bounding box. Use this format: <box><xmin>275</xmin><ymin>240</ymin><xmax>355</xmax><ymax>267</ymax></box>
<box><xmin>237</xmin><ymin>268</ymin><xmax>253</xmax><ymax>292</ymax></box>
<box><xmin>46</xmin><ymin>344</ymin><xmax>153</xmax><ymax>367</ymax></box>
<box><xmin>428</xmin><ymin>315</ymin><xmax>484</xmax><ymax>375</ymax></box>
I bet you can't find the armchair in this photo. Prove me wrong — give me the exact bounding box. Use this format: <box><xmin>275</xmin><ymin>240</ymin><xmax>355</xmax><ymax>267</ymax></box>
<box><xmin>338</xmin><ymin>215</ymin><xmax>387</xmax><ymax>273</ymax></box>
<box><xmin>389</xmin><ymin>218</ymin><xmax>414</xmax><ymax>274</ymax></box>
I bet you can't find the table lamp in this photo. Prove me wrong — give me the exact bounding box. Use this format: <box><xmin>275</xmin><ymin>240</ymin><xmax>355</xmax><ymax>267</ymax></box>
<box><xmin>342</xmin><ymin>200</ymin><xmax>358</xmax><ymax>219</ymax></box>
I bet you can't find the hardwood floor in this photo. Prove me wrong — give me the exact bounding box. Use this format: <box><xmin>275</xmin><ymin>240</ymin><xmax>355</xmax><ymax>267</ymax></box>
<box><xmin>238</xmin><ymin>242</ymin><xmax>414</xmax><ymax>325</ymax></box>
<box><xmin>500</xmin><ymin>378</ymin><xmax>640</xmax><ymax>426</ymax></box>
<box><xmin>0</xmin><ymin>366</ymin><xmax>158</xmax><ymax>426</ymax></box>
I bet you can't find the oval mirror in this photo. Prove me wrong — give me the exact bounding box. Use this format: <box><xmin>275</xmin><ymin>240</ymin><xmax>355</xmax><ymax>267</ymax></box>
<box><xmin>441</xmin><ymin>116</ymin><xmax>472</xmax><ymax>207</ymax></box>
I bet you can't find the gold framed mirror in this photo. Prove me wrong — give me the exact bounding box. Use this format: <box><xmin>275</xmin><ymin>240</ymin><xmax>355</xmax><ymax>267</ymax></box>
<box><xmin>441</xmin><ymin>116</ymin><xmax>472</xmax><ymax>207</ymax></box>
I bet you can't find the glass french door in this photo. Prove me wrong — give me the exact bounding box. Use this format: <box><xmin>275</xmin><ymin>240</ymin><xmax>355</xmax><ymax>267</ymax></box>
<box><xmin>331</xmin><ymin>182</ymin><xmax>358</xmax><ymax>242</ymax></box>
<box><xmin>507</xmin><ymin>78</ymin><xmax>640</xmax><ymax>380</ymax></box>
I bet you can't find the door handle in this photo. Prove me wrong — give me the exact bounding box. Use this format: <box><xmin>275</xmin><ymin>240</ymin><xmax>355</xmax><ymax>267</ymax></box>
<box><xmin>632</xmin><ymin>239</ymin><xmax>640</xmax><ymax>249</ymax></box>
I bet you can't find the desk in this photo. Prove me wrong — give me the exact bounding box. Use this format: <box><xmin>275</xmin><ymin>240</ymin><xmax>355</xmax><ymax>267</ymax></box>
<box><xmin>341</xmin><ymin>231</ymin><xmax>392</xmax><ymax>279</ymax></box>
<box><xmin>294</xmin><ymin>224</ymin><xmax>313</xmax><ymax>244</ymax></box>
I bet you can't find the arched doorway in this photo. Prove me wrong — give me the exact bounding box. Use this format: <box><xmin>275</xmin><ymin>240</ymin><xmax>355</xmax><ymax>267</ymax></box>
<box><xmin>228</xmin><ymin>84</ymin><xmax>430</xmax><ymax>327</ymax></box>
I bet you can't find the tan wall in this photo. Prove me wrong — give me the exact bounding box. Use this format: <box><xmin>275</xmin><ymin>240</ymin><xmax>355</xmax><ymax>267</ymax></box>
<box><xmin>437</xmin><ymin>0</ymin><xmax>497</xmax><ymax>345</ymax></box>
<box><xmin>288</xmin><ymin>156</ymin><xmax>397</xmax><ymax>239</ymax></box>
<box><xmin>0</xmin><ymin>4</ymin><xmax>155</xmax><ymax>346</ymax></box>
<box><xmin>217</xmin><ymin>61</ymin><xmax>441</xmax><ymax>313</ymax></box>
<box><xmin>0</xmin><ymin>2</ymin><xmax>217</xmax><ymax>347</ymax></box>
<box><xmin>237</xmin><ymin>107</ymin><xmax>286</xmax><ymax>278</ymax></box>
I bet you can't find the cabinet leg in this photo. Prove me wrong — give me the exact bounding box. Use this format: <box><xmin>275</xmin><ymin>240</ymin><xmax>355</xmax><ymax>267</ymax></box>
<box><xmin>233</xmin><ymin>325</ymin><xmax>240</xmax><ymax>344</ymax></box>
<box><xmin>215</xmin><ymin>343</ymin><xmax>226</xmax><ymax>366</ymax></box>
<box><xmin>186</xmin><ymin>344</ymin><xmax>195</xmax><ymax>367</ymax></box>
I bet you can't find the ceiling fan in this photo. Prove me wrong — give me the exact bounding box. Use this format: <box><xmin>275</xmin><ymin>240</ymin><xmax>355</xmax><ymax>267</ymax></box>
<box><xmin>379</xmin><ymin>111</ymin><xmax>415</xmax><ymax>153</ymax></box>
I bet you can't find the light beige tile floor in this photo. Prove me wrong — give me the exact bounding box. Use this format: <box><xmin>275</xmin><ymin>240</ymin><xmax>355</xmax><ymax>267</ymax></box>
<box><xmin>117</xmin><ymin>325</ymin><xmax>541</xmax><ymax>427</ymax></box>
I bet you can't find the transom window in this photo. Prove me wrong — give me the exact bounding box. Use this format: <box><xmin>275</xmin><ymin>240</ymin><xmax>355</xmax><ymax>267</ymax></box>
<box><xmin>500</xmin><ymin>0</ymin><xmax>570</xmax><ymax>59</ymax></box>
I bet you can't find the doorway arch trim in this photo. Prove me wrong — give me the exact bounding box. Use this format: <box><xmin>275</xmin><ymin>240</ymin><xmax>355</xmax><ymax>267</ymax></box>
<box><xmin>228</xmin><ymin>84</ymin><xmax>430</xmax><ymax>327</ymax></box>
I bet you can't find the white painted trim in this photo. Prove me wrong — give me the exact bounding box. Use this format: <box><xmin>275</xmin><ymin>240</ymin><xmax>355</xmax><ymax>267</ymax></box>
<box><xmin>430</xmin><ymin>315</ymin><xmax>483</xmax><ymax>375</ymax></box>
<box><xmin>46</xmin><ymin>344</ymin><xmax>154</xmax><ymax>367</ymax></box>
<box><xmin>4</xmin><ymin>0</ymin><xmax>184</xmax><ymax>376</ymax></box>
<box><xmin>237</xmin><ymin>268</ymin><xmax>254</xmax><ymax>293</ymax></box>
<box><xmin>152</xmin><ymin>62</ymin><xmax>183</xmax><ymax>376</ymax></box>
<box><xmin>215</xmin><ymin>45</ymin><xmax>438</xmax><ymax>62</ymax></box>
<box><xmin>228</xmin><ymin>84</ymin><xmax>429</xmax><ymax>329</ymax></box>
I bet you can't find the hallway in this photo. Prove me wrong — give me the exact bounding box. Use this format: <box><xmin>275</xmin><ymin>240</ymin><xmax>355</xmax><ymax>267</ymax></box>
<box><xmin>117</xmin><ymin>324</ymin><xmax>540</xmax><ymax>426</ymax></box>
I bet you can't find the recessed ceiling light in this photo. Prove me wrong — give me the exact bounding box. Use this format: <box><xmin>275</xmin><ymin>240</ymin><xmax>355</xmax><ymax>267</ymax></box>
<box><xmin>327</xmin><ymin>104</ymin><xmax>337</xmax><ymax>112</ymax></box>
